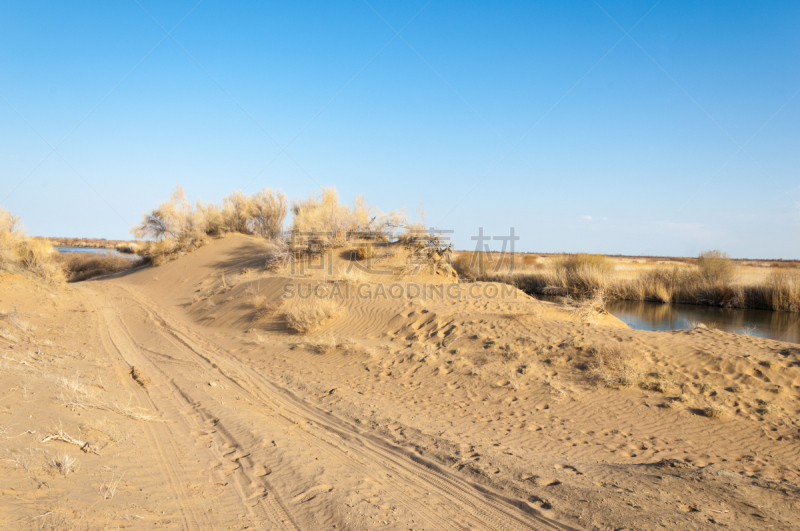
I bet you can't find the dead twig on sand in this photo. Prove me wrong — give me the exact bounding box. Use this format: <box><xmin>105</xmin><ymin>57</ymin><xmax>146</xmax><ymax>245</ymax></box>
<box><xmin>41</xmin><ymin>428</ymin><xmax>100</xmax><ymax>455</ymax></box>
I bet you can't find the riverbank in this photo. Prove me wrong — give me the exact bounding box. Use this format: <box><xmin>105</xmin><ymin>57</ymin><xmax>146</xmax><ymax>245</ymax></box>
<box><xmin>454</xmin><ymin>252</ymin><xmax>800</xmax><ymax>312</ymax></box>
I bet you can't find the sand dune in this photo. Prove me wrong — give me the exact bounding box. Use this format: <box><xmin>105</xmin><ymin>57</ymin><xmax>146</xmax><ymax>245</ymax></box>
<box><xmin>1</xmin><ymin>234</ymin><xmax>798</xmax><ymax>530</ymax></box>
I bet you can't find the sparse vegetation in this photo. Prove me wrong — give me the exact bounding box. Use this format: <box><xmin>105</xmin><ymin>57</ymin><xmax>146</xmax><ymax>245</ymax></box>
<box><xmin>567</xmin><ymin>290</ymin><xmax>607</xmax><ymax>324</ymax></box>
<box><xmin>704</xmin><ymin>404</ymin><xmax>730</xmax><ymax>418</ymax></box>
<box><xmin>291</xmin><ymin>187</ymin><xmax>407</xmax><ymax>244</ymax></box>
<box><xmin>1</xmin><ymin>207</ymin><xmax>63</xmax><ymax>283</ymax></box>
<box><xmin>48</xmin><ymin>452</ymin><xmax>79</xmax><ymax>476</ymax></box>
<box><xmin>452</xmin><ymin>248</ymin><xmax>800</xmax><ymax>311</ymax></box>
<box><xmin>132</xmin><ymin>186</ymin><xmax>288</xmax><ymax>264</ymax></box>
<box><xmin>587</xmin><ymin>344</ymin><xmax>645</xmax><ymax>388</ymax></box>
<box><xmin>280</xmin><ymin>299</ymin><xmax>341</xmax><ymax>334</ymax></box>
<box><xmin>697</xmin><ymin>250</ymin><xmax>736</xmax><ymax>285</ymax></box>
<box><xmin>57</xmin><ymin>252</ymin><xmax>144</xmax><ymax>282</ymax></box>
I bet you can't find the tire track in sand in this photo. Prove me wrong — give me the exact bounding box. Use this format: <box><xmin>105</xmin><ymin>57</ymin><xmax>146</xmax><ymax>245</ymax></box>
<box><xmin>103</xmin><ymin>283</ymin><xmax>578</xmax><ymax>531</ymax></box>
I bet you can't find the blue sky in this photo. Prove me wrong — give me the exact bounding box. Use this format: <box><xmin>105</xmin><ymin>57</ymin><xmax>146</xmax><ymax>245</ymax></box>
<box><xmin>1</xmin><ymin>1</ymin><xmax>798</xmax><ymax>258</ymax></box>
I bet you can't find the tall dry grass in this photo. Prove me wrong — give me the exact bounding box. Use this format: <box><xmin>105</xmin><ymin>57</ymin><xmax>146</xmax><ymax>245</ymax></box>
<box><xmin>57</xmin><ymin>252</ymin><xmax>144</xmax><ymax>282</ymax></box>
<box><xmin>0</xmin><ymin>207</ymin><xmax>63</xmax><ymax>283</ymax></box>
<box><xmin>452</xmin><ymin>248</ymin><xmax>800</xmax><ymax>312</ymax></box>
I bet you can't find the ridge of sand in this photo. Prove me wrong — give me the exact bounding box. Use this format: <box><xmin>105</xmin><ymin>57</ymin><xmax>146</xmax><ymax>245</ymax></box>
<box><xmin>1</xmin><ymin>235</ymin><xmax>798</xmax><ymax>530</ymax></box>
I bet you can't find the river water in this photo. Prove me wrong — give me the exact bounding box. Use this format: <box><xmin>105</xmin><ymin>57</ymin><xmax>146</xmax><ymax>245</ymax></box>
<box><xmin>605</xmin><ymin>299</ymin><xmax>800</xmax><ymax>344</ymax></box>
<box><xmin>55</xmin><ymin>246</ymin><xmax>138</xmax><ymax>259</ymax></box>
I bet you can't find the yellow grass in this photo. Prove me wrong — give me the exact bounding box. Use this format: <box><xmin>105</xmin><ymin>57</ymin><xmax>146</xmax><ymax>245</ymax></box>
<box><xmin>57</xmin><ymin>252</ymin><xmax>143</xmax><ymax>282</ymax></box>
<box><xmin>586</xmin><ymin>343</ymin><xmax>646</xmax><ymax>388</ymax></box>
<box><xmin>0</xmin><ymin>207</ymin><xmax>63</xmax><ymax>283</ymax></box>
<box><xmin>452</xmin><ymin>250</ymin><xmax>800</xmax><ymax>311</ymax></box>
<box><xmin>280</xmin><ymin>298</ymin><xmax>341</xmax><ymax>334</ymax></box>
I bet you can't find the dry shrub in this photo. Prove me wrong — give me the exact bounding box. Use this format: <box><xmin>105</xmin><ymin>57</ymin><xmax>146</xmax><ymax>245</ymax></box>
<box><xmin>221</xmin><ymin>190</ymin><xmax>253</xmax><ymax>233</ymax></box>
<box><xmin>291</xmin><ymin>187</ymin><xmax>407</xmax><ymax>245</ymax></box>
<box><xmin>568</xmin><ymin>290</ymin><xmax>607</xmax><ymax>324</ymax></box>
<box><xmin>57</xmin><ymin>252</ymin><xmax>142</xmax><ymax>282</ymax></box>
<box><xmin>0</xmin><ymin>208</ymin><xmax>20</xmax><ymax>267</ymax></box>
<box><xmin>587</xmin><ymin>344</ymin><xmax>645</xmax><ymax>388</ymax></box>
<box><xmin>251</xmin><ymin>294</ymin><xmax>267</xmax><ymax>308</ymax></box>
<box><xmin>704</xmin><ymin>404</ymin><xmax>730</xmax><ymax>418</ymax></box>
<box><xmin>115</xmin><ymin>242</ymin><xmax>139</xmax><ymax>254</ymax></box>
<box><xmin>355</xmin><ymin>246</ymin><xmax>372</xmax><ymax>261</ymax></box>
<box><xmin>17</xmin><ymin>238</ymin><xmax>64</xmax><ymax>282</ymax></box>
<box><xmin>255</xmin><ymin>298</ymin><xmax>286</xmax><ymax>321</ymax></box>
<box><xmin>280</xmin><ymin>298</ymin><xmax>340</xmax><ymax>334</ymax></box>
<box><xmin>134</xmin><ymin>185</ymin><xmax>194</xmax><ymax>240</ymax></box>
<box><xmin>49</xmin><ymin>452</ymin><xmax>79</xmax><ymax>476</ymax></box>
<box><xmin>133</xmin><ymin>185</ymin><xmax>288</xmax><ymax>264</ymax></box>
<box><xmin>0</xmin><ymin>207</ymin><xmax>63</xmax><ymax>283</ymax></box>
<box><xmin>304</xmin><ymin>333</ymin><xmax>341</xmax><ymax>354</ymax></box>
<box><xmin>265</xmin><ymin>239</ymin><xmax>290</xmax><ymax>271</ymax></box>
<box><xmin>251</xmin><ymin>188</ymin><xmax>287</xmax><ymax>239</ymax></box>
<box><xmin>697</xmin><ymin>250</ymin><xmax>736</xmax><ymax>285</ymax></box>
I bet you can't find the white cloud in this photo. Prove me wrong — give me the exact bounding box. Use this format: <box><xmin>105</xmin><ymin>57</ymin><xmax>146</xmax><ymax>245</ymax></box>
<box><xmin>581</xmin><ymin>215</ymin><xmax>592</xmax><ymax>220</ymax></box>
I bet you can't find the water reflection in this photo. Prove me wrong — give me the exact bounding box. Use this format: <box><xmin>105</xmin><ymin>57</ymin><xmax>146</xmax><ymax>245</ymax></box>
<box><xmin>606</xmin><ymin>300</ymin><xmax>800</xmax><ymax>344</ymax></box>
<box><xmin>55</xmin><ymin>246</ymin><xmax>137</xmax><ymax>259</ymax></box>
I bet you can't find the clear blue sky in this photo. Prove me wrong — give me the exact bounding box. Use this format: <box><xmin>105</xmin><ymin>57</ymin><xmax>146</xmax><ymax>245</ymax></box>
<box><xmin>1</xmin><ymin>1</ymin><xmax>798</xmax><ymax>258</ymax></box>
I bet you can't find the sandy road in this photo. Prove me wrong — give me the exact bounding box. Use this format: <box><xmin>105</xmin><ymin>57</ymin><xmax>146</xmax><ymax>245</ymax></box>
<box><xmin>82</xmin><ymin>281</ymin><xmax>577</xmax><ymax>530</ymax></box>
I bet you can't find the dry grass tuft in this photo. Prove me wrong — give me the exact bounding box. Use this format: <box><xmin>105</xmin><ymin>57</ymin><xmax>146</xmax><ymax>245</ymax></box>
<box><xmin>254</xmin><ymin>298</ymin><xmax>286</xmax><ymax>322</ymax></box>
<box><xmin>641</xmin><ymin>380</ymin><xmax>673</xmax><ymax>393</ymax></box>
<box><xmin>355</xmin><ymin>246</ymin><xmax>372</xmax><ymax>261</ymax></box>
<box><xmin>704</xmin><ymin>404</ymin><xmax>730</xmax><ymax>418</ymax></box>
<box><xmin>49</xmin><ymin>452</ymin><xmax>79</xmax><ymax>476</ymax></box>
<box><xmin>99</xmin><ymin>469</ymin><xmax>124</xmax><ymax>500</ymax></box>
<box><xmin>280</xmin><ymin>299</ymin><xmax>340</xmax><ymax>334</ymax></box>
<box><xmin>587</xmin><ymin>344</ymin><xmax>645</xmax><ymax>388</ymax></box>
<box><xmin>568</xmin><ymin>290</ymin><xmax>607</xmax><ymax>324</ymax></box>
<box><xmin>302</xmin><ymin>333</ymin><xmax>342</xmax><ymax>354</ymax></box>
<box><xmin>115</xmin><ymin>242</ymin><xmax>139</xmax><ymax>254</ymax></box>
<box><xmin>756</xmin><ymin>399</ymin><xmax>777</xmax><ymax>415</ymax></box>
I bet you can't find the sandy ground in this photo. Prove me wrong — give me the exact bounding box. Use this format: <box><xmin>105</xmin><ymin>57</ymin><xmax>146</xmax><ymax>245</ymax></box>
<box><xmin>1</xmin><ymin>234</ymin><xmax>798</xmax><ymax>530</ymax></box>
